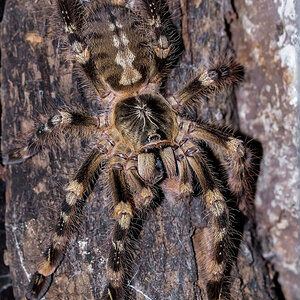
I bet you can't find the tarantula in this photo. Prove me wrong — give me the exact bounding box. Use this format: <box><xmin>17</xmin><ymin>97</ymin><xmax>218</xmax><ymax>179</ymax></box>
<box><xmin>3</xmin><ymin>0</ymin><xmax>252</xmax><ymax>299</ymax></box>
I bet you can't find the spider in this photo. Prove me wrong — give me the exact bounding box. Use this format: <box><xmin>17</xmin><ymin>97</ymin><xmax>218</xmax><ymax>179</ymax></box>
<box><xmin>3</xmin><ymin>0</ymin><xmax>252</xmax><ymax>299</ymax></box>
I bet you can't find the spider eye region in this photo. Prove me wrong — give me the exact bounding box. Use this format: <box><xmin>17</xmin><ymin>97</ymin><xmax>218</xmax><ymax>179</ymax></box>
<box><xmin>113</xmin><ymin>94</ymin><xmax>177</xmax><ymax>151</ymax></box>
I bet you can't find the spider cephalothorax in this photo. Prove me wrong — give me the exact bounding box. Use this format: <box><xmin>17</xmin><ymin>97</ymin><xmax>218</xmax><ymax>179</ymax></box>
<box><xmin>113</xmin><ymin>94</ymin><xmax>177</xmax><ymax>152</ymax></box>
<box><xmin>3</xmin><ymin>0</ymin><xmax>252</xmax><ymax>299</ymax></box>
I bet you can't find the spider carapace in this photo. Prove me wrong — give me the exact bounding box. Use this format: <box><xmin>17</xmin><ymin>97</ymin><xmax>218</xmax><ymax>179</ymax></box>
<box><xmin>3</xmin><ymin>0</ymin><xmax>252</xmax><ymax>299</ymax></box>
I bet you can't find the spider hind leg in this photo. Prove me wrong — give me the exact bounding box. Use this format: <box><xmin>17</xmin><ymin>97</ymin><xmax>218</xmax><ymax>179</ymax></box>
<box><xmin>188</xmin><ymin>122</ymin><xmax>253</xmax><ymax>209</ymax></box>
<box><xmin>182</xmin><ymin>140</ymin><xmax>231</xmax><ymax>299</ymax></box>
<box><xmin>25</xmin><ymin>145</ymin><xmax>109</xmax><ymax>300</ymax></box>
<box><xmin>142</xmin><ymin>0</ymin><xmax>182</xmax><ymax>80</ymax></box>
<box><xmin>103</xmin><ymin>156</ymin><xmax>134</xmax><ymax>299</ymax></box>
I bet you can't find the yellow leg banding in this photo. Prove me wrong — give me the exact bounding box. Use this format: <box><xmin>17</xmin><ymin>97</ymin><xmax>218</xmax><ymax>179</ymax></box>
<box><xmin>205</xmin><ymin>189</ymin><xmax>224</xmax><ymax>207</ymax></box>
<box><xmin>108</xmin><ymin>288</ymin><xmax>113</xmax><ymax>300</ymax></box>
<box><xmin>38</xmin><ymin>260</ymin><xmax>56</xmax><ymax>277</ymax></box>
<box><xmin>113</xmin><ymin>201</ymin><xmax>133</xmax><ymax>218</ymax></box>
<box><xmin>108</xmin><ymin>270</ymin><xmax>124</xmax><ymax>287</ymax></box>
<box><xmin>113</xmin><ymin>202</ymin><xmax>133</xmax><ymax>229</ymax></box>
<box><xmin>65</xmin><ymin>191</ymin><xmax>77</xmax><ymax>206</ymax></box>
<box><xmin>226</xmin><ymin>138</ymin><xmax>245</xmax><ymax>156</ymax></box>
<box><xmin>66</xmin><ymin>180</ymin><xmax>84</xmax><ymax>197</ymax></box>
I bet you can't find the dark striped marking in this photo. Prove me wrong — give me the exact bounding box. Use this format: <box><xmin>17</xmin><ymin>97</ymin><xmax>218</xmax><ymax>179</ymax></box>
<box><xmin>110</xmin><ymin>169</ymin><xmax>129</xmax><ymax>203</ymax></box>
<box><xmin>47</xmin><ymin>115</ymin><xmax>61</xmax><ymax>129</ymax></box>
<box><xmin>43</xmin><ymin>245</ymin><xmax>64</xmax><ymax>267</ymax></box>
<box><xmin>26</xmin><ymin>272</ymin><xmax>53</xmax><ymax>300</ymax></box>
<box><xmin>113</xmin><ymin>223</ymin><xmax>127</xmax><ymax>242</ymax></box>
<box><xmin>206</xmin><ymin>280</ymin><xmax>223</xmax><ymax>300</ymax></box>
<box><xmin>75</xmin><ymin>149</ymin><xmax>101</xmax><ymax>183</ymax></box>
<box><xmin>61</xmin><ymin>199</ymin><xmax>72</xmax><ymax>214</ymax></box>
<box><xmin>55</xmin><ymin>215</ymin><xmax>67</xmax><ymax>236</ymax></box>
<box><xmin>36</xmin><ymin>125</ymin><xmax>46</xmax><ymax>137</ymax></box>
<box><xmin>214</xmin><ymin>241</ymin><xmax>226</xmax><ymax>265</ymax></box>
<box><xmin>216</xmin><ymin>210</ymin><xmax>229</xmax><ymax>229</ymax></box>
<box><xmin>109</xmin><ymin>247</ymin><xmax>122</xmax><ymax>272</ymax></box>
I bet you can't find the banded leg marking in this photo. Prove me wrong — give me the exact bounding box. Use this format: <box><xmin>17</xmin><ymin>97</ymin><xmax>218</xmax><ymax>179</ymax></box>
<box><xmin>104</xmin><ymin>159</ymin><xmax>134</xmax><ymax>300</ymax></box>
<box><xmin>57</xmin><ymin>0</ymin><xmax>90</xmax><ymax>63</ymax></box>
<box><xmin>142</xmin><ymin>0</ymin><xmax>182</xmax><ymax>78</ymax></box>
<box><xmin>182</xmin><ymin>141</ymin><xmax>230</xmax><ymax>298</ymax></box>
<box><xmin>3</xmin><ymin>110</ymin><xmax>106</xmax><ymax>165</ymax></box>
<box><xmin>26</xmin><ymin>144</ymin><xmax>110</xmax><ymax>300</ymax></box>
<box><xmin>175</xmin><ymin>57</ymin><xmax>244</xmax><ymax>104</ymax></box>
<box><xmin>57</xmin><ymin>0</ymin><xmax>111</xmax><ymax>96</ymax></box>
<box><xmin>188</xmin><ymin>122</ymin><xmax>252</xmax><ymax>199</ymax></box>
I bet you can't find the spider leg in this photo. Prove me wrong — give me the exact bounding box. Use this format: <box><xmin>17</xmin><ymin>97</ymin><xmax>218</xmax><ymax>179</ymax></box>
<box><xmin>168</xmin><ymin>57</ymin><xmax>244</xmax><ymax>114</ymax></box>
<box><xmin>56</xmin><ymin>0</ymin><xmax>109</xmax><ymax>96</ymax></box>
<box><xmin>186</xmin><ymin>120</ymin><xmax>253</xmax><ymax>204</ymax></box>
<box><xmin>102</xmin><ymin>150</ymin><xmax>134</xmax><ymax>300</ymax></box>
<box><xmin>125</xmin><ymin>156</ymin><xmax>154</xmax><ymax>210</ymax></box>
<box><xmin>174</xmin><ymin>147</ymin><xmax>193</xmax><ymax>198</ymax></box>
<box><xmin>141</xmin><ymin>0</ymin><xmax>181</xmax><ymax>80</ymax></box>
<box><xmin>56</xmin><ymin>0</ymin><xmax>87</xmax><ymax>63</ymax></box>
<box><xmin>26</xmin><ymin>141</ymin><xmax>112</xmax><ymax>300</ymax></box>
<box><xmin>182</xmin><ymin>140</ymin><xmax>230</xmax><ymax>299</ymax></box>
<box><xmin>103</xmin><ymin>143</ymin><xmax>164</xmax><ymax>299</ymax></box>
<box><xmin>3</xmin><ymin>110</ymin><xmax>107</xmax><ymax>165</ymax></box>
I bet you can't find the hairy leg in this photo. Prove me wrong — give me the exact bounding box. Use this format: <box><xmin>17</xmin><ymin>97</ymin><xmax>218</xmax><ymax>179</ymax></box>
<box><xmin>3</xmin><ymin>110</ymin><xmax>106</xmax><ymax>164</ymax></box>
<box><xmin>141</xmin><ymin>0</ymin><xmax>182</xmax><ymax>80</ymax></box>
<box><xmin>186</xmin><ymin>120</ymin><xmax>253</xmax><ymax>205</ymax></box>
<box><xmin>102</xmin><ymin>149</ymin><xmax>134</xmax><ymax>300</ymax></box>
<box><xmin>26</xmin><ymin>141</ymin><xmax>112</xmax><ymax>300</ymax></box>
<box><xmin>56</xmin><ymin>0</ymin><xmax>109</xmax><ymax>96</ymax></box>
<box><xmin>179</xmin><ymin>139</ymin><xmax>231</xmax><ymax>300</ymax></box>
<box><xmin>168</xmin><ymin>57</ymin><xmax>244</xmax><ymax>116</ymax></box>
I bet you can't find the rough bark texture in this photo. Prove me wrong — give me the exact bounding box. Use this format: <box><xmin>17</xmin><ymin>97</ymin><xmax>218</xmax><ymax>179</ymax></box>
<box><xmin>1</xmin><ymin>0</ymin><xmax>297</xmax><ymax>300</ymax></box>
<box><xmin>231</xmin><ymin>1</ymin><xmax>300</xmax><ymax>300</ymax></box>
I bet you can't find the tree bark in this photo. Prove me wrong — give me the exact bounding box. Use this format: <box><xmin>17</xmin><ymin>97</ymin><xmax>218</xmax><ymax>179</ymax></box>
<box><xmin>1</xmin><ymin>0</ymin><xmax>288</xmax><ymax>299</ymax></box>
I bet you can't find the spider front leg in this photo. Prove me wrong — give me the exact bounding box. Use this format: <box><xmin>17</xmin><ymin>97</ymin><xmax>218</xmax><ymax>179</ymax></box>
<box><xmin>3</xmin><ymin>109</ymin><xmax>106</xmax><ymax>165</ymax></box>
<box><xmin>26</xmin><ymin>141</ymin><xmax>111</xmax><ymax>300</ymax></box>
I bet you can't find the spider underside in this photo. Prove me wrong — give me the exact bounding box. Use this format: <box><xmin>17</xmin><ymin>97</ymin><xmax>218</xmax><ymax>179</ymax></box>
<box><xmin>3</xmin><ymin>0</ymin><xmax>252</xmax><ymax>299</ymax></box>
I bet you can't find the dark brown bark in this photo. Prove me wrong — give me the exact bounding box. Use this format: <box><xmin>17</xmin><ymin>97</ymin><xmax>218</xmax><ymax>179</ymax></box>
<box><xmin>1</xmin><ymin>0</ymin><xmax>284</xmax><ymax>300</ymax></box>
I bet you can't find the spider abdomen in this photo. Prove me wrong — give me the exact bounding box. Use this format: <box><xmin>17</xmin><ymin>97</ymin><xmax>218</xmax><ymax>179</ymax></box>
<box><xmin>82</xmin><ymin>5</ymin><xmax>152</xmax><ymax>94</ymax></box>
